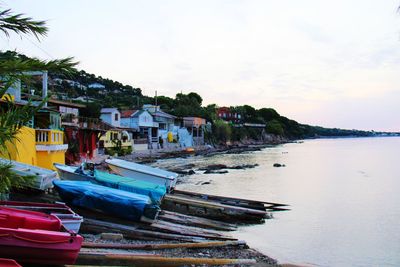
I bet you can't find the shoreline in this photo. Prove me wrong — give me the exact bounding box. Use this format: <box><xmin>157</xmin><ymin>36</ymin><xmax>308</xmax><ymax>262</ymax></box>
<box><xmin>115</xmin><ymin>142</ymin><xmax>289</xmax><ymax>266</ymax></box>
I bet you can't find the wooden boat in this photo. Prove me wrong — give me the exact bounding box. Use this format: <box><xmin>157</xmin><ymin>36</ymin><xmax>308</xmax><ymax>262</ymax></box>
<box><xmin>0</xmin><ymin>259</ymin><xmax>22</xmax><ymax>267</ymax></box>
<box><xmin>54</xmin><ymin>163</ymin><xmax>286</xmax><ymax>223</ymax></box>
<box><xmin>54</xmin><ymin>164</ymin><xmax>167</xmax><ymax>204</ymax></box>
<box><xmin>54</xmin><ymin>162</ymin><xmax>94</xmax><ymax>181</ymax></box>
<box><xmin>0</xmin><ymin>207</ymin><xmax>83</xmax><ymax>265</ymax></box>
<box><xmin>0</xmin><ymin>201</ymin><xmax>83</xmax><ymax>233</ymax></box>
<box><xmin>53</xmin><ymin>180</ymin><xmax>160</xmax><ymax>222</ymax></box>
<box><xmin>0</xmin><ymin>158</ymin><xmax>58</xmax><ymax>191</ymax></box>
<box><xmin>105</xmin><ymin>158</ymin><xmax>178</xmax><ymax>191</ymax></box>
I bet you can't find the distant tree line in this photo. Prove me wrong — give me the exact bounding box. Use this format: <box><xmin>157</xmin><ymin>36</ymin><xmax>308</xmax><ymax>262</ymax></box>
<box><xmin>2</xmin><ymin>50</ymin><xmax>384</xmax><ymax>144</ymax></box>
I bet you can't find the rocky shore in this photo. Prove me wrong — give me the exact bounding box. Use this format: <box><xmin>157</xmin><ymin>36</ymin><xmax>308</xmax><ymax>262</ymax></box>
<box><xmin>82</xmin><ymin>234</ymin><xmax>279</xmax><ymax>267</ymax></box>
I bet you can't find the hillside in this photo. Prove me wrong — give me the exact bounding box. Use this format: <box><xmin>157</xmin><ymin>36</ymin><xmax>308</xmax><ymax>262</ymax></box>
<box><xmin>3</xmin><ymin>50</ymin><xmax>397</xmax><ymax>141</ymax></box>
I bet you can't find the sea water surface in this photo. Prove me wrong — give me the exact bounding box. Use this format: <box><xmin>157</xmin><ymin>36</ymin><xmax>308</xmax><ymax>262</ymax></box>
<box><xmin>152</xmin><ymin>137</ymin><xmax>400</xmax><ymax>266</ymax></box>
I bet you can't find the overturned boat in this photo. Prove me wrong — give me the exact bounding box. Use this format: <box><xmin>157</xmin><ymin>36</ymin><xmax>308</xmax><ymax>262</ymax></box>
<box><xmin>53</xmin><ymin>180</ymin><xmax>160</xmax><ymax>222</ymax></box>
<box><xmin>0</xmin><ymin>158</ymin><xmax>58</xmax><ymax>191</ymax></box>
<box><xmin>54</xmin><ymin>163</ymin><xmax>167</xmax><ymax>204</ymax></box>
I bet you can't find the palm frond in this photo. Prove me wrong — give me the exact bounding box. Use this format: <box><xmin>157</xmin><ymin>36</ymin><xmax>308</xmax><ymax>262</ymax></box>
<box><xmin>0</xmin><ymin>9</ymin><xmax>47</xmax><ymax>40</ymax></box>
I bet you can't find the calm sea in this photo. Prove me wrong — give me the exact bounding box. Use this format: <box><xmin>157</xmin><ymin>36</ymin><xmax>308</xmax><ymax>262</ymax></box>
<box><xmin>152</xmin><ymin>137</ymin><xmax>400</xmax><ymax>267</ymax></box>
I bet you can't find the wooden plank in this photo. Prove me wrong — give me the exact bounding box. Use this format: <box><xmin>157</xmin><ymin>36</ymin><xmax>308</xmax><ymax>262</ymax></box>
<box><xmin>158</xmin><ymin>211</ymin><xmax>237</xmax><ymax>231</ymax></box>
<box><xmin>149</xmin><ymin>220</ymin><xmax>236</xmax><ymax>241</ymax></box>
<box><xmin>162</xmin><ymin>194</ymin><xmax>268</xmax><ymax>222</ymax></box>
<box><xmin>76</xmin><ymin>252</ymin><xmax>257</xmax><ymax>267</ymax></box>
<box><xmin>173</xmin><ymin>189</ymin><xmax>289</xmax><ymax>207</ymax></box>
<box><xmin>82</xmin><ymin>240</ymin><xmax>247</xmax><ymax>250</ymax></box>
<box><xmin>163</xmin><ymin>194</ymin><xmax>267</xmax><ymax>216</ymax></box>
<box><xmin>81</xmin><ymin>218</ymin><xmax>210</xmax><ymax>242</ymax></box>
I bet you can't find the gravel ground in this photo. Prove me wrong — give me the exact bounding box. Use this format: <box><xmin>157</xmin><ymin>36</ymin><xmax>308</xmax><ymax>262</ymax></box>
<box><xmin>82</xmin><ymin>234</ymin><xmax>279</xmax><ymax>266</ymax></box>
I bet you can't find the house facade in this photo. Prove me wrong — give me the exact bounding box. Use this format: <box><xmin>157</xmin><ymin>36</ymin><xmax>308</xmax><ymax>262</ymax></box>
<box><xmin>183</xmin><ymin>117</ymin><xmax>207</xmax><ymax>146</ymax></box>
<box><xmin>99</xmin><ymin>108</ymin><xmax>134</xmax><ymax>155</ymax></box>
<box><xmin>100</xmin><ymin>108</ymin><xmax>120</xmax><ymax>127</ymax></box>
<box><xmin>1</xmin><ymin>74</ymin><xmax>68</xmax><ymax>170</ymax></box>
<box><xmin>217</xmin><ymin>107</ymin><xmax>241</xmax><ymax>123</ymax></box>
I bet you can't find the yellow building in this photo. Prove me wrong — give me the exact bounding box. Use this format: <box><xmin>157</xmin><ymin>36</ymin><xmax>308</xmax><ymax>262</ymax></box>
<box><xmin>1</xmin><ymin>71</ymin><xmax>68</xmax><ymax>170</ymax></box>
<box><xmin>1</xmin><ymin>110</ymin><xmax>68</xmax><ymax>170</ymax></box>
<box><xmin>99</xmin><ymin>130</ymin><xmax>132</xmax><ymax>155</ymax></box>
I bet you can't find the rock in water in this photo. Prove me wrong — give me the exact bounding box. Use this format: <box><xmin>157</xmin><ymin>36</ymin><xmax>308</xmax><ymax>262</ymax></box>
<box><xmin>273</xmin><ymin>163</ymin><xmax>286</xmax><ymax>167</ymax></box>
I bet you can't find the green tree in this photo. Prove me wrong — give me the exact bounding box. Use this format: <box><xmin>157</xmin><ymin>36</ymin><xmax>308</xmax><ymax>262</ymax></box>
<box><xmin>265</xmin><ymin>119</ymin><xmax>284</xmax><ymax>136</ymax></box>
<box><xmin>0</xmin><ymin>8</ymin><xmax>76</xmax><ymax>194</ymax></box>
<box><xmin>212</xmin><ymin>120</ymin><xmax>232</xmax><ymax>144</ymax></box>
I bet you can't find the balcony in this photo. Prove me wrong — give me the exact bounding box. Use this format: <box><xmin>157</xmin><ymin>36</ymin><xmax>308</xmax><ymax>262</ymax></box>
<box><xmin>36</xmin><ymin>129</ymin><xmax>64</xmax><ymax>145</ymax></box>
<box><xmin>35</xmin><ymin>129</ymin><xmax>68</xmax><ymax>151</ymax></box>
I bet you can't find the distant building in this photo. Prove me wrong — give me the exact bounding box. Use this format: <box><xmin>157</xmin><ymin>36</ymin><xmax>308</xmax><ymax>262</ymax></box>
<box><xmin>100</xmin><ymin>108</ymin><xmax>120</xmax><ymax>127</ymax></box>
<box><xmin>217</xmin><ymin>107</ymin><xmax>241</xmax><ymax>123</ymax></box>
<box><xmin>88</xmin><ymin>83</ymin><xmax>106</xmax><ymax>89</ymax></box>
<box><xmin>143</xmin><ymin>105</ymin><xmax>176</xmax><ymax>133</ymax></box>
<box><xmin>182</xmin><ymin>117</ymin><xmax>206</xmax><ymax>146</ymax></box>
<box><xmin>120</xmin><ymin>109</ymin><xmax>159</xmax><ymax>150</ymax></box>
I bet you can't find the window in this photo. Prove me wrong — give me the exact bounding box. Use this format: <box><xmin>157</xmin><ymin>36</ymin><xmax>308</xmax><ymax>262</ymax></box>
<box><xmin>114</xmin><ymin>113</ymin><xmax>119</xmax><ymax>121</ymax></box>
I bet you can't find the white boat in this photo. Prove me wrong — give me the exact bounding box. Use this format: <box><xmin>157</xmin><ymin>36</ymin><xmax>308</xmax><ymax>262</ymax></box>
<box><xmin>54</xmin><ymin>163</ymin><xmax>93</xmax><ymax>181</ymax></box>
<box><xmin>0</xmin><ymin>158</ymin><xmax>58</xmax><ymax>191</ymax></box>
<box><xmin>105</xmin><ymin>158</ymin><xmax>178</xmax><ymax>191</ymax></box>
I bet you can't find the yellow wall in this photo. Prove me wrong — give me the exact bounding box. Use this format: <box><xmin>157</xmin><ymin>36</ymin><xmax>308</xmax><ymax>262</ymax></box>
<box><xmin>0</xmin><ymin>126</ymin><xmax>37</xmax><ymax>166</ymax></box>
<box><xmin>36</xmin><ymin>150</ymin><xmax>65</xmax><ymax>170</ymax></box>
<box><xmin>0</xmin><ymin>126</ymin><xmax>67</xmax><ymax>170</ymax></box>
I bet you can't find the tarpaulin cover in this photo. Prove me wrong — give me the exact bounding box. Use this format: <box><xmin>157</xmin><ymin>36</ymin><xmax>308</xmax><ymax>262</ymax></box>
<box><xmin>94</xmin><ymin>170</ymin><xmax>167</xmax><ymax>204</ymax></box>
<box><xmin>53</xmin><ymin>180</ymin><xmax>156</xmax><ymax>221</ymax></box>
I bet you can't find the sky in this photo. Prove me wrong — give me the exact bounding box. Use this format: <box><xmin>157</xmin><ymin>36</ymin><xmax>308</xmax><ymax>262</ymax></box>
<box><xmin>2</xmin><ymin>0</ymin><xmax>400</xmax><ymax>131</ymax></box>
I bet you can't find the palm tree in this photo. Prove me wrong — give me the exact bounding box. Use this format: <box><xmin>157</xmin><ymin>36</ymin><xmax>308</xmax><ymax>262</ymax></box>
<box><xmin>0</xmin><ymin>7</ymin><xmax>77</xmax><ymax>194</ymax></box>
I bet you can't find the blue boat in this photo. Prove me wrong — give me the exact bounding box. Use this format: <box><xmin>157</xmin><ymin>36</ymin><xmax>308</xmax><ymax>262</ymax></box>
<box><xmin>53</xmin><ymin>180</ymin><xmax>160</xmax><ymax>222</ymax></box>
<box><xmin>54</xmin><ymin>163</ymin><xmax>167</xmax><ymax>204</ymax></box>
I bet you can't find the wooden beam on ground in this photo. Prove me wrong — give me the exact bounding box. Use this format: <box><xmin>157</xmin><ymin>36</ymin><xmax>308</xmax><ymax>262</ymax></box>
<box><xmin>158</xmin><ymin>210</ymin><xmax>237</xmax><ymax>231</ymax></box>
<box><xmin>76</xmin><ymin>252</ymin><xmax>257</xmax><ymax>267</ymax></box>
<box><xmin>81</xmin><ymin>218</ymin><xmax>211</xmax><ymax>242</ymax></box>
<box><xmin>172</xmin><ymin>189</ymin><xmax>289</xmax><ymax>207</ymax></box>
<box><xmin>162</xmin><ymin>194</ymin><xmax>268</xmax><ymax>222</ymax></box>
<box><xmin>82</xmin><ymin>240</ymin><xmax>247</xmax><ymax>250</ymax></box>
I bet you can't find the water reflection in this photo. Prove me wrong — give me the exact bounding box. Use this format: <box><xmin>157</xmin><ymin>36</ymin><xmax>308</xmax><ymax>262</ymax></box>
<box><xmin>152</xmin><ymin>137</ymin><xmax>400</xmax><ymax>266</ymax></box>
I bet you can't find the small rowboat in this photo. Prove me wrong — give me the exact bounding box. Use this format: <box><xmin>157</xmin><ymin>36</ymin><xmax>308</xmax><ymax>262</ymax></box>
<box><xmin>54</xmin><ymin>163</ymin><xmax>167</xmax><ymax>204</ymax></box>
<box><xmin>0</xmin><ymin>158</ymin><xmax>58</xmax><ymax>191</ymax></box>
<box><xmin>0</xmin><ymin>258</ymin><xmax>22</xmax><ymax>267</ymax></box>
<box><xmin>53</xmin><ymin>180</ymin><xmax>160</xmax><ymax>222</ymax></box>
<box><xmin>105</xmin><ymin>158</ymin><xmax>178</xmax><ymax>191</ymax></box>
<box><xmin>0</xmin><ymin>207</ymin><xmax>83</xmax><ymax>265</ymax></box>
<box><xmin>0</xmin><ymin>201</ymin><xmax>83</xmax><ymax>233</ymax></box>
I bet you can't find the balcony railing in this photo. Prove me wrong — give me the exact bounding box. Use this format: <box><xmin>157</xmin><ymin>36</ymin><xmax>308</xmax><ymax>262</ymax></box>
<box><xmin>36</xmin><ymin>129</ymin><xmax>64</xmax><ymax>145</ymax></box>
<box><xmin>61</xmin><ymin>114</ymin><xmax>111</xmax><ymax>130</ymax></box>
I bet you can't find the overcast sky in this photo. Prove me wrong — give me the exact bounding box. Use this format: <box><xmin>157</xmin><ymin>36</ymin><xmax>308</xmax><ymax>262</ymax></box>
<box><xmin>2</xmin><ymin>0</ymin><xmax>400</xmax><ymax>131</ymax></box>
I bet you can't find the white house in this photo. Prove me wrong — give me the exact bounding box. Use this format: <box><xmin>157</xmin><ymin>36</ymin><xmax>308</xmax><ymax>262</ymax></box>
<box><xmin>100</xmin><ymin>108</ymin><xmax>120</xmax><ymax>127</ymax></box>
<box><xmin>121</xmin><ymin>109</ymin><xmax>159</xmax><ymax>149</ymax></box>
<box><xmin>88</xmin><ymin>83</ymin><xmax>106</xmax><ymax>89</ymax></box>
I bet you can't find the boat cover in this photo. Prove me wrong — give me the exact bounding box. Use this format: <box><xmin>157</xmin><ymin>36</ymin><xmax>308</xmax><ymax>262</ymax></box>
<box><xmin>94</xmin><ymin>170</ymin><xmax>167</xmax><ymax>204</ymax></box>
<box><xmin>53</xmin><ymin>180</ymin><xmax>158</xmax><ymax>221</ymax></box>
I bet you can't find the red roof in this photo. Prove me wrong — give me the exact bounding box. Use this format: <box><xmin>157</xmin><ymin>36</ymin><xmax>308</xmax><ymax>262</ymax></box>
<box><xmin>121</xmin><ymin>110</ymin><xmax>137</xmax><ymax>118</ymax></box>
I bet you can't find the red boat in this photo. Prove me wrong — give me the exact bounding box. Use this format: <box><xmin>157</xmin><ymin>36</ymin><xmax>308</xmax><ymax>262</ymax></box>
<box><xmin>0</xmin><ymin>201</ymin><xmax>84</xmax><ymax>233</ymax></box>
<box><xmin>0</xmin><ymin>259</ymin><xmax>22</xmax><ymax>267</ymax></box>
<box><xmin>0</xmin><ymin>207</ymin><xmax>83</xmax><ymax>265</ymax></box>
